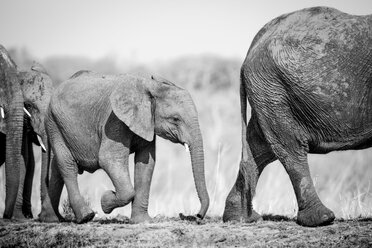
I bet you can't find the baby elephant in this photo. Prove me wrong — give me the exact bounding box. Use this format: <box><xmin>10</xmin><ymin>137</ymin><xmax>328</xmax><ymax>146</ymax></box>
<box><xmin>40</xmin><ymin>71</ymin><xmax>209</xmax><ymax>224</ymax></box>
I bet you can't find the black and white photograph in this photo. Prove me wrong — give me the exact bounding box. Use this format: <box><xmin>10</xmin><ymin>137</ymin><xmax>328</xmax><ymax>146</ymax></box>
<box><xmin>0</xmin><ymin>0</ymin><xmax>371</xmax><ymax>247</ymax></box>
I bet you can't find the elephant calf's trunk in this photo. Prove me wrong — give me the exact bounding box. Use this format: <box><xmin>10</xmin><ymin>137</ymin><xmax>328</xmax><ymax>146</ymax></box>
<box><xmin>189</xmin><ymin>134</ymin><xmax>209</xmax><ymax>219</ymax></box>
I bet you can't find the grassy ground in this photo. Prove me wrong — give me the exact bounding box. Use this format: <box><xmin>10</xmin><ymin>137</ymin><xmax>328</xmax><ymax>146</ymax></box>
<box><xmin>0</xmin><ymin>216</ymin><xmax>371</xmax><ymax>247</ymax></box>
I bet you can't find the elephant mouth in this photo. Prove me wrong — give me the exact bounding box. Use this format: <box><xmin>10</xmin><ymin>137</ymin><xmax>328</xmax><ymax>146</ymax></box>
<box><xmin>22</xmin><ymin>108</ymin><xmax>47</xmax><ymax>153</ymax></box>
<box><xmin>36</xmin><ymin>135</ymin><xmax>46</xmax><ymax>152</ymax></box>
<box><xmin>183</xmin><ymin>143</ymin><xmax>189</xmax><ymax>152</ymax></box>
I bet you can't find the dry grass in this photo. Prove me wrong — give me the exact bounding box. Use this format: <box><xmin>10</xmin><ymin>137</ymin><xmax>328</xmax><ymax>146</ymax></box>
<box><xmin>1</xmin><ymin>217</ymin><xmax>371</xmax><ymax>247</ymax></box>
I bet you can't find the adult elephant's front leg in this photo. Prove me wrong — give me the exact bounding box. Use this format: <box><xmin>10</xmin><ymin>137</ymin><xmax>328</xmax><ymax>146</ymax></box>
<box><xmin>0</xmin><ymin>133</ymin><xmax>5</xmax><ymax>164</ymax></box>
<box><xmin>21</xmin><ymin>132</ymin><xmax>35</xmax><ymax>219</ymax></box>
<box><xmin>131</xmin><ymin>141</ymin><xmax>156</xmax><ymax>223</ymax></box>
<box><xmin>13</xmin><ymin>125</ymin><xmax>30</xmax><ymax>219</ymax></box>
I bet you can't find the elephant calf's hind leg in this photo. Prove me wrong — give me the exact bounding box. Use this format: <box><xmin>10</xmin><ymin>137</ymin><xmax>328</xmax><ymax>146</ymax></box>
<box><xmin>52</xmin><ymin>135</ymin><xmax>95</xmax><ymax>224</ymax></box>
<box><xmin>39</xmin><ymin>157</ymin><xmax>65</xmax><ymax>222</ymax></box>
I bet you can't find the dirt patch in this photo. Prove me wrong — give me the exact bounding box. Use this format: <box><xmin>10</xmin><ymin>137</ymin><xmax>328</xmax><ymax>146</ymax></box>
<box><xmin>0</xmin><ymin>216</ymin><xmax>371</xmax><ymax>247</ymax></box>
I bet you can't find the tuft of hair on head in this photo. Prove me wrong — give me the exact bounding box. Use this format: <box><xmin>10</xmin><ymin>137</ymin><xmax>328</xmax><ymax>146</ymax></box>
<box><xmin>31</xmin><ymin>61</ymin><xmax>48</xmax><ymax>75</ymax></box>
<box><xmin>151</xmin><ymin>75</ymin><xmax>184</xmax><ymax>90</ymax></box>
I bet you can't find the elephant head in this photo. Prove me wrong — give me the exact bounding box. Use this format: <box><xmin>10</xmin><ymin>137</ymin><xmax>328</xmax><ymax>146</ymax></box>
<box><xmin>18</xmin><ymin>63</ymin><xmax>53</xmax><ymax>143</ymax></box>
<box><xmin>110</xmin><ymin>75</ymin><xmax>210</xmax><ymax>218</ymax></box>
<box><xmin>0</xmin><ymin>45</ymin><xmax>24</xmax><ymax>218</ymax></box>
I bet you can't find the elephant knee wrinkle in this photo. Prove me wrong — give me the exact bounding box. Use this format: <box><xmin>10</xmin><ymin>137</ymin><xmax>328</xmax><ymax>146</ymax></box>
<box><xmin>299</xmin><ymin>178</ymin><xmax>311</xmax><ymax>196</ymax></box>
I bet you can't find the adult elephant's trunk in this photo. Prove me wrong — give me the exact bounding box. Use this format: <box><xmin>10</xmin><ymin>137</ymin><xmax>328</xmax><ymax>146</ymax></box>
<box><xmin>0</xmin><ymin>46</ymin><xmax>24</xmax><ymax>219</ymax></box>
<box><xmin>188</xmin><ymin>122</ymin><xmax>209</xmax><ymax>219</ymax></box>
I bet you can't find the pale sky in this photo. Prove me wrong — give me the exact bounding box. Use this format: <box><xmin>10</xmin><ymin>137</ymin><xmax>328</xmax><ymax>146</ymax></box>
<box><xmin>0</xmin><ymin>0</ymin><xmax>371</xmax><ymax>63</ymax></box>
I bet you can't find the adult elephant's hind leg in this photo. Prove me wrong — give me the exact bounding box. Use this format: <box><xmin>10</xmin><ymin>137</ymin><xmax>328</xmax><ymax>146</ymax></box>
<box><xmin>276</xmin><ymin>149</ymin><xmax>335</xmax><ymax>226</ymax></box>
<box><xmin>99</xmin><ymin>139</ymin><xmax>135</xmax><ymax>214</ymax></box>
<box><xmin>223</xmin><ymin>116</ymin><xmax>275</xmax><ymax>222</ymax></box>
<box><xmin>263</xmin><ymin>118</ymin><xmax>335</xmax><ymax>227</ymax></box>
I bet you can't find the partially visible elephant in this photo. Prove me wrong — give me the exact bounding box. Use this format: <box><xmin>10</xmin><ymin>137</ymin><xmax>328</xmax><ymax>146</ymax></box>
<box><xmin>0</xmin><ymin>45</ymin><xmax>53</xmax><ymax>219</ymax></box>
<box><xmin>39</xmin><ymin>71</ymin><xmax>209</xmax><ymax>224</ymax></box>
<box><xmin>223</xmin><ymin>7</ymin><xmax>372</xmax><ymax>227</ymax></box>
<box><xmin>0</xmin><ymin>116</ymin><xmax>44</xmax><ymax>218</ymax></box>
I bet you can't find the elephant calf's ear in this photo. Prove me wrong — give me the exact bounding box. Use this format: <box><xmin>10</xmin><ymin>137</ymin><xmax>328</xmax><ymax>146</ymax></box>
<box><xmin>110</xmin><ymin>78</ymin><xmax>155</xmax><ymax>142</ymax></box>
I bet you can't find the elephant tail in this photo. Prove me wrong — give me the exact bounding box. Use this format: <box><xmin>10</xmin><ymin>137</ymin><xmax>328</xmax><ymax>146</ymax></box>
<box><xmin>240</xmin><ymin>69</ymin><xmax>249</xmax><ymax>162</ymax></box>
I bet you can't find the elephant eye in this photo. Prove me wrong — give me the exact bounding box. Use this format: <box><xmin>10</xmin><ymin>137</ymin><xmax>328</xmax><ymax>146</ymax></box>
<box><xmin>24</xmin><ymin>103</ymin><xmax>32</xmax><ymax>110</ymax></box>
<box><xmin>23</xmin><ymin>102</ymin><xmax>35</xmax><ymax>117</ymax></box>
<box><xmin>168</xmin><ymin>116</ymin><xmax>180</xmax><ymax>124</ymax></box>
<box><xmin>24</xmin><ymin>102</ymin><xmax>34</xmax><ymax>113</ymax></box>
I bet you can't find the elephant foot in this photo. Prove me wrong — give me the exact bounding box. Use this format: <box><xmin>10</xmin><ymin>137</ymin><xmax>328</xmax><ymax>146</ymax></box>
<box><xmin>22</xmin><ymin>211</ymin><xmax>33</xmax><ymax>219</ymax></box>
<box><xmin>223</xmin><ymin>208</ymin><xmax>262</xmax><ymax>223</ymax></box>
<box><xmin>22</xmin><ymin>207</ymin><xmax>33</xmax><ymax>219</ymax></box>
<box><xmin>12</xmin><ymin>209</ymin><xmax>29</xmax><ymax>220</ymax></box>
<box><xmin>39</xmin><ymin>198</ymin><xmax>64</xmax><ymax>222</ymax></box>
<box><xmin>297</xmin><ymin>203</ymin><xmax>335</xmax><ymax>227</ymax></box>
<box><xmin>223</xmin><ymin>189</ymin><xmax>262</xmax><ymax>223</ymax></box>
<box><xmin>38</xmin><ymin>209</ymin><xmax>62</xmax><ymax>223</ymax></box>
<box><xmin>101</xmin><ymin>190</ymin><xmax>135</xmax><ymax>214</ymax></box>
<box><xmin>75</xmin><ymin>206</ymin><xmax>95</xmax><ymax>224</ymax></box>
<box><xmin>130</xmin><ymin>213</ymin><xmax>152</xmax><ymax>224</ymax></box>
<box><xmin>245</xmin><ymin>210</ymin><xmax>263</xmax><ymax>223</ymax></box>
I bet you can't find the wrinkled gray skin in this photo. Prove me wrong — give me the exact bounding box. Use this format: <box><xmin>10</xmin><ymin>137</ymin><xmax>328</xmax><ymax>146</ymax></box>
<box><xmin>0</xmin><ymin>45</ymin><xmax>53</xmax><ymax>219</ymax></box>
<box><xmin>39</xmin><ymin>71</ymin><xmax>209</xmax><ymax>224</ymax></box>
<box><xmin>223</xmin><ymin>7</ymin><xmax>372</xmax><ymax>227</ymax></box>
<box><xmin>0</xmin><ymin>116</ymin><xmax>43</xmax><ymax>219</ymax></box>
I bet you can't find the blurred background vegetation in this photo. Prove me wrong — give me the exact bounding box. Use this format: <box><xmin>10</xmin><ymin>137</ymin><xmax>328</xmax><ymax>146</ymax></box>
<box><xmin>1</xmin><ymin>47</ymin><xmax>371</xmax><ymax>220</ymax></box>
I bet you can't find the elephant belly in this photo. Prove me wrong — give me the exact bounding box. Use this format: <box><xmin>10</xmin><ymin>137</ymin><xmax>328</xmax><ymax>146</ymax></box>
<box><xmin>77</xmin><ymin>160</ymin><xmax>100</xmax><ymax>174</ymax></box>
<box><xmin>310</xmin><ymin>130</ymin><xmax>372</xmax><ymax>154</ymax></box>
<box><xmin>73</xmin><ymin>151</ymin><xmax>101</xmax><ymax>174</ymax></box>
<box><xmin>65</xmin><ymin>134</ymin><xmax>102</xmax><ymax>174</ymax></box>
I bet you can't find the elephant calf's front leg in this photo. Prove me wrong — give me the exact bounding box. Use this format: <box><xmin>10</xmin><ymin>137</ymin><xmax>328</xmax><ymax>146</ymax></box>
<box><xmin>99</xmin><ymin>140</ymin><xmax>135</xmax><ymax>214</ymax></box>
<box><xmin>131</xmin><ymin>142</ymin><xmax>156</xmax><ymax>223</ymax></box>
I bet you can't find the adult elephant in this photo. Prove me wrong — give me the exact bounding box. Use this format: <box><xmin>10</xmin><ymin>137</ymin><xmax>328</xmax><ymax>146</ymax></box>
<box><xmin>223</xmin><ymin>7</ymin><xmax>372</xmax><ymax>227</ymax></box>
<box><xmin>0</xmin><ymin>45</ymin><xmax>53</xmax><ymax>219</ymax></box>
<box><xmin>0</xmin><ymin>116</ymin><xmax>45</xmax><ymax>218</ymax></box>
<box><xmin>39</xmin><ymin>71</ymin><xmax>209</xmax><ymax>224</ymax></box>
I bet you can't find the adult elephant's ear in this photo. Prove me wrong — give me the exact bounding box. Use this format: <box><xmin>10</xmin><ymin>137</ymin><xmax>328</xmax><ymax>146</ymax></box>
<box><xmin>110</xmin><ymin>77</ymin><xmax>155</xmax><ymax>142</ymax></box>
